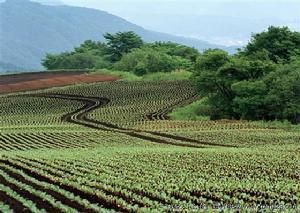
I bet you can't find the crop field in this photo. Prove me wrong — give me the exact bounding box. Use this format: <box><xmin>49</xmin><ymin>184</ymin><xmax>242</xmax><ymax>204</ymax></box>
<box><xmin>0</xmin><ymin>71</ymin><xmax>118</xmax><ymax>94</ymax></box>
<box><xmin>0</xmin><ymin>78</ymin><xmax>299</xmax><ymax>212</ymax></box>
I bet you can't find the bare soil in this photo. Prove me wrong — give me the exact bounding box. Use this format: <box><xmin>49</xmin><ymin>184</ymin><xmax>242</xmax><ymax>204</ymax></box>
<box><xmin>0</xmin><ymin>71</ymin><xmax>119</xmax><ymax>94</ymax></box>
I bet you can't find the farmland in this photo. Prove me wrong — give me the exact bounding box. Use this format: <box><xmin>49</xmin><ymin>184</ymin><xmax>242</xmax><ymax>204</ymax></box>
<box><xmin>0</xmin><ymin>71</ymin><xmax>119</xmax><ymax>94</ymax></box>
<box><xmin>0</xmin><ymin>75</ymin><xmax>299</xmax><ymax>212</ymax></box>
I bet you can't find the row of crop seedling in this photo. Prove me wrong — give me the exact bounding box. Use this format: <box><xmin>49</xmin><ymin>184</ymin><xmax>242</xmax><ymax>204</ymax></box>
<box><xmin>15</xmin><ymin>156</ymin><xmax>221</xmax><ymax>210</ymax></box>
<box><xmin>0</xmin><ymin>132</ymin><xmax>97</xmax><ymax>152</ymax></box>
<box><xmin>2</xmin><ymin>157</ymin><xmax>175</xmax><ymax>211</ymax></box>
<box><xmin>0</xmin><ymin>161</ymin><xmax>106</xmax><ymax>212</ymax></box>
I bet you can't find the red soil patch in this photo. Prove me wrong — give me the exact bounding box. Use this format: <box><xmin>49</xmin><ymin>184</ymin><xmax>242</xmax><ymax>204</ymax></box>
<box><xmin>0</xmin><ymin>71</ymin><xmax>119</xmax><ymax>94</ymax></box>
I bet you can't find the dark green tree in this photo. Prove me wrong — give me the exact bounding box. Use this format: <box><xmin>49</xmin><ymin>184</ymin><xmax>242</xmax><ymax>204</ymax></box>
<box><xmin>42</xmin><ymin>39</ymin><xmax>111</xmax><ymax>70</ymax></box>
<box><xmin>264</xmin><ymin>57</ymin><xmax>300</xmax><ymax>123</ymax></box>
<box><xmin>114</xmin><ymin>47</ymin><xmax>187</xmax><ymax>75</ymax></box>
<box><xmin>104</xmin><ymin>31</ymin><xmax>143</xmax><ymax>62</ymax></box>
<box><xmin>42</xmin><ymin>53</ymin><xmax>70</xmax><ymax>70</ymax></box>
<box><xmin>192</xmin><ymin>49</ymin><xmax>235</xmax><ymax>119</ymax></box>
<box><xmin>193</xmin><ymin>49</ymin><xmax>231</xmax><ymax>98</ymax></box>
<box><xmin>241</xmin><ymin>26</ymin><xmax>300</xmax><ymax>63</ymax></box>
<box><xmin>74</xmin><ymin>40</ymin><xmax>108</xmax><ymax>56</ymax></box>
<box><xmin>147</xmin><ymin>42</ymin><xmax>199</xmax><ymax>62</ymax></box>
<box><xmin>192</xmin><ymin>49</ymin><xmax>277</xmax><ymax>120</ymax></box>
<box><xmin>232</xmin><ymin>80</ymin><xmax>268</xmax><ymax>120</ymax></box>
<box><xmin>42</xmin><ymin>53</ymin><xmax>99</xmax><ymax>70</ymax></box>
<box><xmin>230</xmin><ymin>57</ymin><xmax>300</xmax><ymax>122</ymax></box>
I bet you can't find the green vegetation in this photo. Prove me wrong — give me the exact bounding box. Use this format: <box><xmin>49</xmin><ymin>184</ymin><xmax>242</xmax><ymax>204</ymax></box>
<box><xmin>42</xmin><ymin>40</ymin><xmax>111</xmax><ymax>70</ymax></box>
<box><xmin>241</xmin><ymin>26</ymin><xmax>300</xmax><ymax>63</ymax></box>
<box><xmin>114</xmin><ymin>47</ymin><xmax>191</xmax><ymax>75</ymax></box>
<box><xmin>169</xmin><ymin>98</ymin><xmax>210</xmax><ymax>121</ymax></box>
<box><xmin>94</xmin><ymin>69</ymin><xmax>192</xmax><ymax>81</ymax></box>
<box><xmin>192</xmin><ymin>26</ymin><xmax>300</xmax><ymax>123</ymax></box>
<box><xmin>2</xmin><ymin>4</ymin><xmax>299</xmax><ymax>211</ymax></box>
<box><xmin>104</xmin><ymin>31</ymin><xmax>144</xmax><ymax>62</ymax></box>
<box><xmin>42</xmin><ymin>27</ymin><xmax>300</xmax><ymax>125</ymax></box>
<box><xmin>92</xmin><ymin>69</ymin><xmax>142</xmax><ymax>81</ymax></box>
<box><xmin>2</xmin><ymin>0</ymin><xmax>222</xmax><ymax>72</ymax></box>
<box><xmin>0</xmin><ymin>80</ymin><xmax>299</xmax><ymax>211</ymax></box>
<box><xmin>42</xmin><ymin>32</ymin><xmax>199</xmax><ymax>75</ymax></box>
<box><xmin>16</xmin><ymin>27</ymin><xmax>298</xmax><ymax>210</ymax></box>
<box><xmin>141</xmin><ymin>70</ymin><xmax>192</xmax><ymax>81</ymax></box>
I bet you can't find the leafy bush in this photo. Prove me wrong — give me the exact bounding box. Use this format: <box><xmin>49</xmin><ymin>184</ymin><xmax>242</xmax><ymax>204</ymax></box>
<box><xmin>42</xmin><ymin>39</ymin><xmax>111</xmax><ymax>70</ymax></box>
<box><xmin>169</xmin><ymin>98</ymin><xmax>210</xmax><ymax>121</ymax></box>
<box><xmin>114</xmin><ymin>47</ymin><xmax>192</xmax><ymax>75</ymax></box>
<box><xmin>146</xmin><ymin>42</ymin><xmax>199</xmax><ymax>62</ymax></box>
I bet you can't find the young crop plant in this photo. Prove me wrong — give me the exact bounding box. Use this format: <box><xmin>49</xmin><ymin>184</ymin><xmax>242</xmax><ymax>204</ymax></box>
<box><xmin>0</xmin><ymin>79</ymin><xmax>299</xmax><ymax>212</ymax></box>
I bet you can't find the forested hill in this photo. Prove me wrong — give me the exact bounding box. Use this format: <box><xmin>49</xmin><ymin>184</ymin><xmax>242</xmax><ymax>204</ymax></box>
<box><xmin>0</xmin><ymin>0</ymin><xmax>234</xmax><ymax>72</ymax></box>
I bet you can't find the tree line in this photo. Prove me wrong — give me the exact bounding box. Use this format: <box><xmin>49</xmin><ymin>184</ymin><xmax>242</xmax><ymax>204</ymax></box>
<box><xmin>193</xmin><ymin>26</ymin><xmax>300</xmax><ymax>123</ymax></box>
<box><xmin>42</xmin><ymin>31</ymin><xmax>198</xmax><ymax>75</ymax></box>
<box><xmin>42</xmin><ymin>27</ymin><xmax>300</xmax><ymax>124</ymax></box>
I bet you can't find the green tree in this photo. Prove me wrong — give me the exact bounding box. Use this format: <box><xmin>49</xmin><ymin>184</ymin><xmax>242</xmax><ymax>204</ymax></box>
<box><xmin>192</xmin><ymin>49</ymin><xmax>235</xmax><ymax>119</ymax></box>
<box><xmin>42</xmin><ymin>52</ymin><xmax>104</xmax><ymax>70</ymax></box>
<box><xmin>192</xmin><ymin>49</ymin><xmax>277</xmax><ymax>120</ymax></box>
<box><xmin>74</xmin><ymin>40</ymin><xmax>108</xmax><ymax>56</ymax></box>
<box><xmin>60</xmin><ymin>53</ymin><xmax>98</xmax><ymax>69</ymax></box>
<box><xmin>231</xmin><ymin>58</ymin><xmax>300</xmax><ymax>123</ymax></box>
<box><xmin>195</xmin><ymin>49</ymin><xmax>229</xmax><ymax>72</ymax></box>
<box><xmin>232</xmin><ymin>80</ymin><xmax>268</xmax><ymax>120</ymax></box>
<box><xmin>218</xmin><ymin>56</ymin><xmax>275</xmax><ymax>81</ymax></box>
<box><xmin>193</xmin><ymin>49</ymin><xmax>231</xmax><ymax>97</ymax></box>
<box><xmin>42</xmin><ymin>39</ymin><xmax>111</xmax><ymax>70</ymax></box>
<box><xmin>114</xmin><ymin>47</ymin><xmax>190</xmax><ymax>75</ymax></box>
<box><xmin>42</xmin><ymin>53</ymin><xmax>70</xmax><ymax>70</ymax></box>
<box><xmin>241</xmin><ymin>26</ymin><xmax>300</xmax><ymax>63</ymax></box>
<box><xmin>147</xmin><ymin>42</ymin><xmax>199</xmax><ymax>62</ymax></box>
<box><xmin>264</xmin><ymin>57</ymin><xmax>300</xmax><ymax>123</ymax></box>
<box><xmin>104</xmin><ymin>31</ymin><xmax>143</xmax><ymax>62</ymax></box>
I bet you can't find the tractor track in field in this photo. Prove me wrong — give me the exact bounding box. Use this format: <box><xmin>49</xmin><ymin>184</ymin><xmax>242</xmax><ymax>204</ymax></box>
<box><xmin>31</xmin><ymin>93</ymin><xmax>235</xmax><ymax>148</ymax></box>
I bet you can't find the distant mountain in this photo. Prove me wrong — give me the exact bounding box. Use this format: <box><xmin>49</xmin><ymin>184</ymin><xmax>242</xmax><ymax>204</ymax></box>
<box><xmin>32</xmin><ymin>0</ymin><xmax>63</xmax><ymax>5</ymax></box>
<box><xmin>113</xmin><ymin>1</ymin><xmax>300</xmax><ymax>46</ymax></box>
<box><xmin>0</xmin><ymin>0</ymin><xmax>236</xmax><ymax>72</ymax></box>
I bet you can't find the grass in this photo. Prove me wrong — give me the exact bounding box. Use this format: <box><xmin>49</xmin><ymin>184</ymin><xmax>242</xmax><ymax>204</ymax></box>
<box><xmin>169</xmin><ymin>97</ymin><xmax>210</xmax><ymax>121</ymax></box>
<box><xmin>92</xmin><ymin>69</ymin><xmax>192</xmax><ymax>81</ymax></box>
<box><xmin>92</xmin><ymin>69</ymin><xmax>142</xmax><ymax>81</ymax></box>
<box><xmin>142</xmin><ymin>70</ymin><xmax>192</xmax><ymax>81</ymax></box>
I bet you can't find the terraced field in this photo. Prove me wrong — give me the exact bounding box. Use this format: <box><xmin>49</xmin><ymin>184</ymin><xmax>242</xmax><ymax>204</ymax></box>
<box><xmin>0</xmin><ymin>79</ymin><xmax>299</xmax><ymax>212</ymax></box>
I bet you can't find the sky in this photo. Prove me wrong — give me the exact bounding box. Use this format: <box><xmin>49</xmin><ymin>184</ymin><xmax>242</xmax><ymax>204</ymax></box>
<box><xmin>4</xmin><ymin>0</ymin><xmax>300</xmax><ymax>46</ymax></box>
<box><xmin>58</xmin><ymin>0</ymin><xmax>300</xmax><ymax>45</ymax></box>
<box><xmin>58</xmin><ymin>0</ymin><xmax>300</xmax><ymax>19</ymax></box>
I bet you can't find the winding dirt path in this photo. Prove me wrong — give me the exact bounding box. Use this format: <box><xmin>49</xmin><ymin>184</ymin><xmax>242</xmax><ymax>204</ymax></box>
<box><xmin>33</xmin><ymin>93</ymin><xmax>235</xmax><ymax>148</ymax></box>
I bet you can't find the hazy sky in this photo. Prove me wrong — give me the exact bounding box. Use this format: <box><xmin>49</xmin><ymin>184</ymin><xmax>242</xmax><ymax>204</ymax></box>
<box><xmin>4</xmin><ymin>0</ymin><xmax>300</xmax><ymax>45</ymax></box>
<box><xmin>56</xmin><ymin>0</ymin><xmax>300</xmax><ymax>45</ymax></box>
<box><xmin>60</xmin><ymin>0</ymin><xmax>300</xmax><ymax>18</ymax></box>
<box><xmin>59</xmin><ymin>0</ymin><xmax>300</xmax><ymax>17</ymax></box>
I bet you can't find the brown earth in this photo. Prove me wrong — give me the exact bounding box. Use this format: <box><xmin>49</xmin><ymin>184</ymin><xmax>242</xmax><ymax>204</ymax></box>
<box><xmin>0</xmin><ymin>71</ymin><xmax>119</xmax><ymax>94</ymax></box>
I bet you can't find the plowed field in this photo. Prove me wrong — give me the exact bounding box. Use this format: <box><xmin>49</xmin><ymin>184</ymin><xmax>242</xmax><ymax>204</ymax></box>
<box><xmin>0</xmin><ymin>71</ymin><xmax>118</xmax><ymax>94</ymax></box>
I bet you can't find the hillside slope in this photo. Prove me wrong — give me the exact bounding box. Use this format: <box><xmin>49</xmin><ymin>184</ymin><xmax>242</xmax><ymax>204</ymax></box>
<box><xmin>0</xmin><ymin>0</ymin><xmax>233</xmax><ymax>71</ymax></box>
